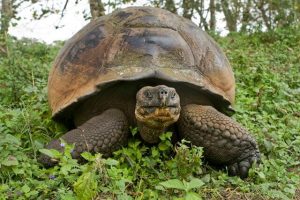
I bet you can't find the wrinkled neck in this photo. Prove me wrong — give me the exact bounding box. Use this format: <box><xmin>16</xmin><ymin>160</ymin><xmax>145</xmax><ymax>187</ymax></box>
<box><xmin>137</xmin><ymin>121</ymin><xmax>168</xmax><ymax>144</ymax></box>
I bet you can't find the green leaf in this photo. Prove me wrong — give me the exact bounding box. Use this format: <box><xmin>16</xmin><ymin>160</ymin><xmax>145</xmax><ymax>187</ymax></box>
<box><xmin>257</xmin><ymin>171</ymin><xmax>266</xmax><ymax>180</ymax></box>
<box><xmin>186</xmin><ymin>178</ymin><xmax>204</xmax><ymax>191</ymax></box>
<box><xmin>185</xmin><ymin>192</ymin><xmax>202</xmax><ymax>200</ymax></box>
<box><xmin>158</xmin><ymin>143</ymin><xmax>169</xmax><ymax>151</ymax></box>
<box><xmin>130</xmin><ymin>127</ymin><xmax>138</xmax><ymax>136</ymax></box>
<box><xmin>159</xmin><ymin>179</ymin><xmax>186</xmax><ymax>191</ymax></box>
<box><xmin>62</xmin><ymin>141</ymin><xmax>75</xmax><ymax>158</ymax></box>
<box><xmin>263</xmin><ymin>140</ymin><xmax>273</xmax><ymax>152</ymax></box>
<box><xmin>0</xmin><ymin>184</ymin><xmax>9</xmax><ymax>192</ymax></box>
<box><xmin>26</xmin><ymin>190</ymin><xmax>39</xmax><ymax>198</ymax></box>
<box><xmin>81</xmin><ymin>152</ymin><xmax>95</xmax><ymax>161</ymax></box>
<box><xmin>159</xmin><ymin>132</ymin><xmax>172</xmax><ymax>141</ymax></box>
<box><xmin>117</xmin><ymin>193</ymin><xmax>133</xmax><ymax>200</ymax></box>
<box><xmin>283</xmin><ymin>185</ymin><xmax>296</xmax><ymax>195</ymax></box>
<box><xmin>154</xmin><ymin>185</ymin><xmax>165</xmax><ymax>191</ymax></box>
<box><xmin>2</xmin><ymin>156</ymin><xmax>18</xmax><ymax>166</ymax></box>
<box><xmin>4</xmin><ymin>134</ymin><xmax>21</xmax><ymax>145</ymax></box>
<box><xmin>116</xmin><ymin>179</ymin><xmax>127</xmax><ymax>192</ymax></box>
<box><xmin>22</xmin><ymin>184</ymin><xmax>30</xmax><ymax>193</ymax></box>
<box><xmin>39</xmin><ymin>148</ymin><xmax>61</xmax><ymax>158</ymax></box>
<box><xmin>60</xmin><ymin>164</ymin><xmax>73</xmax><ymax>175</ymax></box>
<box><xmin>151</xmin><ymin>148</ymin><xmax>159</xmax><ymax>157</ymax></box>
<box><xmin>201</xmin><ymin>174</ymin><xmax>210</xmax><ymax>183</ymax></box>
<box><xmin>105</xmin><ymin>158</ymin><xmax>119</xmax><ymax>166</ymax></box>
<box><xmin>74</xmin><ymin>171</ymin><xmax>98</xmax><ymax>200</ymax></box>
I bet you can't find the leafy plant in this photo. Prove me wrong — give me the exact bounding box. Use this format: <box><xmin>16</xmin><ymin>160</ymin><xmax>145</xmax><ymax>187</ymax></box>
<box><xmin>159</xmin><ymin>178</ymin><xmax>204</xmax><ymax>199</ymax></box>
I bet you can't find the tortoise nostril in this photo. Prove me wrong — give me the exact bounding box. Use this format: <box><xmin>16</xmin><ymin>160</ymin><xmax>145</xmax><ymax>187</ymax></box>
<box><xmin>159</xmin><ymin>89</ymin><xmax>168</xmax><ymax>97</ymax></box>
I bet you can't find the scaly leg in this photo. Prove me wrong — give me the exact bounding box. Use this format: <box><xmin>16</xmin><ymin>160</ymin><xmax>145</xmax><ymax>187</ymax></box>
<box><xmin>178</xmin><ymin>104</ymin><xmax>260</xmax><ymax>178</ymax></box>
<box><xmin>39</xmin><ymin>109</ymin><xmax>129</xmax><ymax>166</ymax></box>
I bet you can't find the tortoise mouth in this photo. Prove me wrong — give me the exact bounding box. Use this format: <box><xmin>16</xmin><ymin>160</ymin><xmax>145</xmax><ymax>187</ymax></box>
<box><xmin>135</xmin><ymin>106</ymin><xmax>181</xmax><ymax>128</ymax></box>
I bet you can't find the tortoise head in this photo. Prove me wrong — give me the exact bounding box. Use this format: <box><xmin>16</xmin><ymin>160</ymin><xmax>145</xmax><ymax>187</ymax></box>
<box><xmin>135</xmin><ymin>85</ymin><xmax>181</xmax><ymax>129</ymax></box>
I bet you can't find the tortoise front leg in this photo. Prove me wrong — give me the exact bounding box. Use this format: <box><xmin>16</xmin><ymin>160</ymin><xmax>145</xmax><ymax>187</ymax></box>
<box><xmin>39</xmin><ymin>109</ymin><xmax>129</xmax><ymax>166</ymax></box>
<box><xmin>178</xmin><ymin>104</ymin><xmax>260</xmax><ymax>179</ymax></box>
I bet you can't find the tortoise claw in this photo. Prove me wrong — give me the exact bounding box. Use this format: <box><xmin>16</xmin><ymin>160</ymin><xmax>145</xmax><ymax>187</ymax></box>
<box><xmin>228</xmin><ymin>150</ymin><xmax>260</xmax><ymax>179</ymax></box>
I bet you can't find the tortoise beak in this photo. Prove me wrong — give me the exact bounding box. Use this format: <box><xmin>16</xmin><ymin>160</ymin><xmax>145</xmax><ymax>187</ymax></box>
<box><xmin>160</xmin><ymin>96</ymin><xmax>167</xmax><ymax>107</ymax></box>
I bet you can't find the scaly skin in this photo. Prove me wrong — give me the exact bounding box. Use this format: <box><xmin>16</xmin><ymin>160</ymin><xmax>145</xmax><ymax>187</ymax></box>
<box><xmin>39</xmin><ymin>109</ymin><xmax>129</xmax><ymax>167</ymax></box>
<box><xmin>178</xmin><ymin>104</ymin><xmax>260</xmax><ymax>178</ymax></box>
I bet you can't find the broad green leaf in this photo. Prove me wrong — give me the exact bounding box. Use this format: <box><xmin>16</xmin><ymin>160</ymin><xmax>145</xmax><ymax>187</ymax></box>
<box><xmin>201</xmin><ymin>174</ymin><xmax>210</xmax><ymax>183</ymax></box>
<box><xmin>0</xmin><ymin>184</ymin><xmax>8</xmax><ymax>192</ymax></box>
<box><xmin>26</xmin><ymin>190</ymin><xmax>39</xmax><ymax>198</ymax></box>
<box><xmin>258</xmin><ymin>172</ymin><xmax>266</xmax><ymax>180</ymax></box>
<box><xmin>2</xmin><ymin>156</ymin><xmax>18</xmax><ymax>166</ymax></box>
<box><xmin>105</xmin><ymin>158</ymin><xmax>119</xmax><ymax>166</ymax></box>
<box><xmin>186</xmin><ymin>178</ymin><xmax>205</xmax><ymax>191</ymax></box>
<box><xmin>159</xmin><ymin>179</ymin><xmax>186</xmax><ymax>191</ymax></box>
<box><xmin>22</xmin><ymin>184</ymin><xmax>30</xmax><ymax>193</ymax></box>
<box><xmin>159</xmin><ymin>132</ymin><xmax>172</xmax><ymax>141</ymax></box>
<box><xmin>81</xmin><ymin>152</ymin><xmax>95</xmax><ymax>161</ymax></box>
<box><xmin>263</xmin><ymin>140</ymin><xmax>273</xmax><ymax>152</ymax></box>
<box><xmin>60</xmin><ymin>191</ymin><xmax>77</xmax><ymax>200</ymax></box>
<box><xmin>60</xmin><ymin>164</ymin><xmax>73</xmax><ymax>175</ymax></box>
<box><xmin>185</xmin><ymin>192</ymin><xmax>202</xmax><ymax>200</ymax></box>
<box><xmin>116</xmin><ymin>179</ymin><xmax>127</xmax><ymax>192</ymax></box>
<box><xmin>4</xmin><ymin>134</ymin><xmax>21</xmax><ymax>145</ymax></box>
<box><xmin>117</xmin><ymin>193</ymin><xmax>133</xmax><ymax>200</ymax></box>
<box><xmin>155</xmin><ymin>185</ymin><xmax>165</xmax><ymax>191</ymax></box>
<box><xmin>158</xmin><ymin>143</ymin><xmax>169</xmax><ymax>151</ymax></box>
<box><xmin>39</xmin><ymin>148</ymin><xmax>61</xmax><ymax>158</ymax></box>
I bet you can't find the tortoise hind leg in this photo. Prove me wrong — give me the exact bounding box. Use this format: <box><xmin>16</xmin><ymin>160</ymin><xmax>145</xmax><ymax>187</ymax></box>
<box><xmin>39</xmin><ymin>108</ymin><xmax>129</xmax><ymax>166</ymax></box>
<box><xmin>178</xmin><ymin>104</ymin><xmax>260</xmax><ymax>179</ymax></box>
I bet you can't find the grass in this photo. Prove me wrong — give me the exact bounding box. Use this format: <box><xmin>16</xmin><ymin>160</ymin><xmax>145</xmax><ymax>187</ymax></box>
<box><xmin>0</xmin><ymin>27</ymin><xmax>299</xmax><ymax>199</ymax></box>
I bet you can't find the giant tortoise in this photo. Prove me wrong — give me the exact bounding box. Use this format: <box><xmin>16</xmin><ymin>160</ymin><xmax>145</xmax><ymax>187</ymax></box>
<box><xmin>39</xmin><ymin>7</ymin><xmax>260</xmax><ymax>178</ymax></box>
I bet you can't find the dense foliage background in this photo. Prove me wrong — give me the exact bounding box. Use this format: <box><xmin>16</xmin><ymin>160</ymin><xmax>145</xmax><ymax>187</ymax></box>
<box><xmin>0</xmin><ymin>26</ymin><xmax>299</xmax><ymax>199</ymax></box>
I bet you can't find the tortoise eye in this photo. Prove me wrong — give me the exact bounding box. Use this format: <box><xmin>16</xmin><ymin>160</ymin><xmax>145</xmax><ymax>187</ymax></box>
<box><xmin>145</xmin><ymin>91</ymin><xmax>153</xmax><ymax>99</ymax></box>
<box><xmin>171</xmin><ymin>92</ymin><xmax>176</xmax><ymax>99</ymax></box>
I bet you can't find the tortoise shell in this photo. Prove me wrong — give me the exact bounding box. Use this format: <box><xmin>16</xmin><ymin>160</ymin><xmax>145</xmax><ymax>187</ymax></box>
<box><xmin>48</xmin><ymin>7</ymin><xmax>235</xmax><ymax>123</ymax></box>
